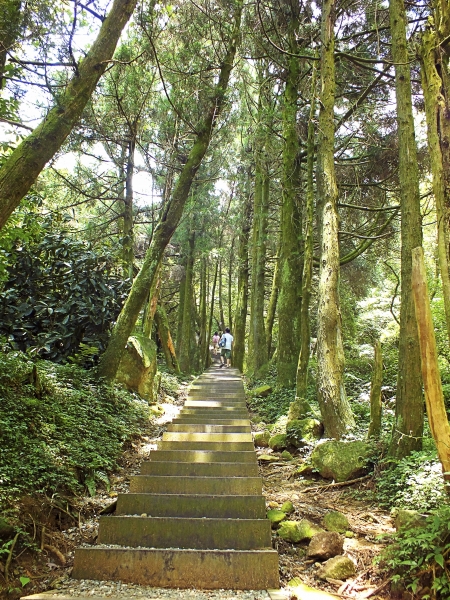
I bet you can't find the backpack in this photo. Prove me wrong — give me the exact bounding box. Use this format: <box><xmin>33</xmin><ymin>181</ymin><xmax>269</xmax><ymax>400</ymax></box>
<box><xmin>219</xmin><ymin>337</ymin><xmax>226</xmax><ymax>348</ymax></box>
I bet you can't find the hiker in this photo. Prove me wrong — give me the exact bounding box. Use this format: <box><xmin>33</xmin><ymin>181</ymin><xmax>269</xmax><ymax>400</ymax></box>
<box><xmin>219</xmin><ymin>327</ymin><xmax>233</xmax><ymax>368</ymax></box>
<box><xmin>212</xmin><ymin>331</ymin><xmax>220</xmax><ymax>355</ymax></box>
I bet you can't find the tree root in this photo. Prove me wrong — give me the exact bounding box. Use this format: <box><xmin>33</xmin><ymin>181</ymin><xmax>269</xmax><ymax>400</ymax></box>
<box><xmin>302</xmin><ymin>474</ymin><xmax>372</xmax><ymax>492</ymax></box>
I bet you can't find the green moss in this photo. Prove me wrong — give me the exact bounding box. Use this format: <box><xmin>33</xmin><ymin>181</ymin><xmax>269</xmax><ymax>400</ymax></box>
<box><xmin>266</xmin><ymin>509</ymin><xmax>287</xmax><ymax>527</ymax></box>
<box><xmin>286</xmin><ymin>418</ymin><xmax>323</xmax><ymax>447</ymax></box>
<box><xmin>281</xmin><ymin>501</ymin><xmax>294</xmax><ymax>514</ymax></box>
<box><xmin>323</xmin><ymin>511</ymin><xmax>349</xmax><ymax>533</ymax></box>
<box><xmin>254</xmin><ymin>430</ymin><xmax>270</xmax><ymax>447</ymax></box>
<box><xmin>311</xmin><ymin>440</ymin><xmax>372</xmax><ymax>482</ymax></box>
<box><xmin>269</xmin><ymin>433</ymin><xmax>287</xmax><ymax>451</ymax></box>
<box><xmin>317</xmin><ymin>556</ymin><xmax>356</xmax><ymax>580</ymax></box>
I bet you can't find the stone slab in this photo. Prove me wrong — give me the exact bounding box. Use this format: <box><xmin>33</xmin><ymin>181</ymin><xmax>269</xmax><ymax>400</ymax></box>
<box><xmin>171</xmin><ymin>418</ymin><xmax>250</xmax><ymax>426</ymax></box>
<box><xmin>185</xmin><ymin>401</ymin><xmax>246</xmax><ymax>407</ymax></box>
<box><xmin>140</xmin><ymin>461</ymin><xmax>258</xmax><ymax>477</ymax></box>
<box><xmin>148</xmin><ymin>450</ymin><xmax>257</xmax><ymax>463</ymax></box>
<box><xmin>129</xmin><ymin>475</ymin><xmax>262</xmax><ymax>495</ymax></box>
<box><xmin>162</xmin><ymin>432</ymin><xmax>253</xmax><ymax>442</ymax></box>
<box><xmin>116</xmin><ymin>493</ymin><xmax>266</xmax><ymax>519</ymax></box>
<box><xmin>157</xmin><ymin>441</ymin><xmax>255</xmax><ymax>451</ymax></box>
<box><xmin>72</xmin><ymin>547</ymin><xmax>280</xmax><ymax>589</ymax></box>
<box><xmin>167</xmin><ymin>424</ymin><xmax>251</xmax><ymax>432</ymax></box>
<box><xmin>98</xmin><ymin>516</ymin><xmax>272</xmax><ymax>549</ymax></box>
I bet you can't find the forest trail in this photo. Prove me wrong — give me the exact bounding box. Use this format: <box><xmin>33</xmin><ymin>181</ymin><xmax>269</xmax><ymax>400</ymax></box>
<box><xmin>23</xmin><ymin>367</ymin><xmax>280</xmax><ymax>599</ymax></box>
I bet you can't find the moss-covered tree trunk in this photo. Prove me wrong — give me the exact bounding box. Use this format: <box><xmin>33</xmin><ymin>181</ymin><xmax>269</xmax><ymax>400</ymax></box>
<box><xmin>179</xmin><ymin>232</ymin><xmax>195</xmax><ymax>373</ymax></box>
<box><xmin>419</xmin><ymin>15</ymin><xmax>450</xmax><ymax>343</ymax></box>
<box><xmin>97</xmin><ymin>1</ymin><xmax>243</xmax><ymax>381</ymax></box>
<box><xmin>388</xmin><ymin>0</ymin><xmax>423</xmax><ymax>459</ymax></box>
<box><xmin>0</xmin><ymin>0</ymin><xmax>139</xmax><ymax>229</ymax></box>
<box><xmin>367</xmin><ymin>339</ymin><xmax>383</xmax><ymax>439</ymax></box>
<box><xmin>142</xmin><ymin>262</ymin><xmax>161</xmax><ymax>338</ymax></box>
<box><xmin>233</xmin><ymin>180</ymin><xmax>252</xmax><ymax>371</ymax></box>
<box><xmin>277</xmin><ymin>7</ymin><xmax>303</xmax><ymax>388</ymax></box>
<box><xmin>316</xmin><ymin>0</ymin><xmax>355</xmax><ymax>439</ymax></box>
<box><xmin>291</xmin><ymin>64</ymin><xmax>317</xmax><ymax>419</ymax></box>
<box><xmin>0</xmin><ymin>0</ymin><xmax>22</xmax><ymax>89</ymax></box>
<box><xmin>155</xmin><ymin>304</ymin><xmax>180</xmax><ymax>374</ymax></box>
<box><xmin>265</xmin><ymin>244</ymin><xmax>280</xmax><ymax>361</ymax></box>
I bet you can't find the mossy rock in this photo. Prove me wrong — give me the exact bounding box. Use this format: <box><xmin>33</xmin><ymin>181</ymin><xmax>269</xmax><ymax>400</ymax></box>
<box><xmin>323</xmin><ymin>511</ymin><xmax>349</xmax><ymax>533</ymax></box>
<box><xmin>148</xmin><ymin>404</ymin><xmax>164</xmax><ymax>417</ymax></box>
<box><xmin>116</xmin><ymin>335</ymin><xmax>158</xmax><ymax>402</ymax></box>
<box><xmin>278</xmin><ymin>519</ymin><xmax>322</xmax><ymax>543</ymax></box>
<box><xmin>253</xmin><ymin>384</ymin><xmax>272</xmax><ymax>397</ymax></box>
<box><xmin>281</xmin><ymin>450</ymin><xmax>293</xmax><ymax>461</ymax></box>
<box><xmin>286</xmin><ymin>418</ymin><xmax>323</xmax><ymax>448</ymax></box>
<box><xmin>296</xmin><ymin>463</ymin><xmax>314</xmax><ymax>477</ymax></box>
<box><xmin>395</xmin><ymin>509</ymin><xmax>427</xmax><ymax>531</ymax></box>
<box><xmin>311</xmin><ymin>440</ymin><xmax>372</xmax><ymax>482</ymax></box>
<box><xmin>317</xmin><ymin>555</ymin><xmax>356</xmax><ymax>580</ymax></box>
<box><xmin>254</xmin><ymin>430</ymin><xmax>271</xmax><ymax>448</ymax></box>
<box><xmin>266</xmin><ymin>509</ymin><xmax>286</xmax><ymax>527</ymax></box>
<box><xmin>258</xmin><ymin>454</ymin><xmax>279</xmax><ymax>463</ymax></box>
<box><xmin>269</xmin><ymin>433</ymin><xmax>287</xmax><ymax>451</ymax></box>
<box><xmin>281</xmin><ymin>501</ymin><xmax>294</xmax><ymax>514</ymax></box>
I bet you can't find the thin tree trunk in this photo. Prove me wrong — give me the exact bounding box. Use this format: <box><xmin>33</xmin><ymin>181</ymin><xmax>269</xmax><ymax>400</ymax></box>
<box><xmin>204</xmin><ymin>258</ymin><xmax>219</xmax><ymax>369</ymax></box>
<box><xmin>123</xmin><ymin>135</ymin><xmax>136</xmax><ymax>280</ymax></box>
<box><xmin>316</xmin><ymin>0</ymin><xmax>355</xmax><ymax>438</ymax></box>
<box><xmin>388</xmin><ymin>0</ymin><xmax>423</xmax><ymax>459</ymax></box>
<box><xmin>265</xmin><ymin>245</ymin><xmax>280</xmax><ymax>360</ymax></box>
<box><xmin>228</xmin><ymin>238</ymin><xmax>234</xmax><ymax>332</ymax></box>
<box><xmin>0</xmin><ymin>0</ymin><xmax>22</xmax><ymax>90</ymax></box>
<box><xmin>367</xmin><ymin>339</ymin><xmax>383</xmax><ymax>439</ymax></box>
<box><xmin>142</xmin><ymin>262</ymin><xmax>161</xmax><ymax>338</ymax></box>
<box><xmin>155</xmin><ymin>304</ymin><xmax>180</xmax><ymax>374</ymax></box>
<box><xmin>233</xmin><ymin>180</ymin><xmax>252</xmax><ymax>371</ymax></box>
<box><xmin>218</xmin><ymin>258</ymin><xmax>225</xmax><ymax>330</ymax></box>
<box><xmin>277</xmin><ymin>6</ymin><xmax>303</xmax><ymax>388</ymax></box>
<box><xmin>179</xmin><ymin>232</ymin><xmax>195</xmax><ymax>373</ymax></box>
<box><xmin>97</xmin><ymin>2</ymin><xmax>243</xmax><ymax>381</ymax></box>
<box><xmin>0</xmin><ymin>0</ymin><xmax>139</xmax><ymax>229</ymax></box>
<box><xmin>198</xmin><ymin>256</ymin><xmax>208</xmax><ymax>368</ymax></box>
<box><xmin>412</xmin><ymin>247</ymin><xmax>450</xmax><ymax>484</ymax></box>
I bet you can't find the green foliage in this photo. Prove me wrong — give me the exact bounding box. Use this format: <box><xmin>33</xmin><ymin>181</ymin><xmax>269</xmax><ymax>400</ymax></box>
<box><xmin>0</xmin><ymin>213</ymin><xmax>130</xmax><ymax>362</ymax></box>
<box><xmin>376</xmin><ymin>451</ymin><xmax>447</xmax><ymax>512</ymax></box>
<box><xmin>0</xmin><ymin>351</ymin><xmax>147</xmax><ymax>509</ymax></box>
<box><xmin>378</xmin><ymin>505</ymin><xmax>450</xmax><ymax>599</ymax></box>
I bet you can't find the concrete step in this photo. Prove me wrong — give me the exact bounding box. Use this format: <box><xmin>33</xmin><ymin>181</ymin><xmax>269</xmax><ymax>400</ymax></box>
<box><xmin>148</xmin><ymin>449</ymin><xmax>257</xmax><ymax>463</ymax></box>
<box><xmin>116</xmin><ymin>493</ymin><xmax>266</xmax><ymax>518</ymax></box>
<box><xmin>171</xmin><ymin>417</ymin><xmax>250</xmax><ymax>425</ymax></box>
<box><xmin>72</xmin><ymin>547</ymin><xmax>279</xmax><ymax>589</ymax></box>
<box><xmin>130</xmin><ymin>475</ymin><xmax>262</xmax><ymax>495</ymax></box>
<box><xmin>179</xmin><ymin>409</ymin><xmax>249</xmax><ymax>417</ymax></box>
<box><xmin>184</xmin><ymin>400</ymin><xmax>246</xmax><ymax>408</ymax></box>
<box><xmin>162</xmin><ymin>432</ymin><xmax>252</xmax><ymax>442</ymax></box>
<box><xmin>167</xmin><ymin>424</ymin><xmax>251</xmax><ymax>432</ymax></box>
<box><xmin>140</xmin><ymin>460</ymin><xmax>258</xmax><ymax>477</ymax></box>
<box><xmin>98</xmin><ymin>516</ymin><xmax>271</xmax><ymax>550</ymax></box>
<box><xmin>157</xmin><ymin>440</ymin><xmax>255</xmax><ymax>451</ymax></box>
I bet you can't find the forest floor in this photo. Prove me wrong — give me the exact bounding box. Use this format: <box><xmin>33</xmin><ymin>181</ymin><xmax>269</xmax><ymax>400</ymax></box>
<box><xmin>8</xmin><ymin>383</ymin><xmax>395</xmax><ymax>600</ymax></box>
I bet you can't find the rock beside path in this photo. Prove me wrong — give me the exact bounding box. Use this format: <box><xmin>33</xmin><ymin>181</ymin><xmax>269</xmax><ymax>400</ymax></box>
<box><xmin>311</xmin><ymin>440</ymin><xmax>372</xmax><ymax>482</ymax></box>
<box><xmin>317</xmin><ymin>555</ymin><xmax>356</xmax><ymax>580</ymax></box>
<box><xmin>307</xmin><ymin>532</ymin><xmax>343</xmax><ymax>560</ymax></box>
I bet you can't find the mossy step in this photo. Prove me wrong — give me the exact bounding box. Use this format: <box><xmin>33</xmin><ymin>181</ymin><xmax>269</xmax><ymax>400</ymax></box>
<box><xmin>116</xmin><ymin>493</ymin><xmax>266</xmax><ymax>518</ymax></box>
<box><xmin>162</xmin><ymin>432</ymin><xmax>253</xmax><ymax>442</ymax></box>
<box><xmin>180</xmin><ymin>406</ymin><xmax>248</xmax><ymax>413</ymax></box>
<box><xmin>148</xmin><ymin>450</ymin><xmax>257</xmax><ymax>463</ymax></box>
<box><xmin>172</xmin><ymin>418</ymin><xmax>250</xmax><ymax>425</ymax></box>
<box><xmin>130</xmin><ymin>475</ymin><xmax>262</xmax><ymax>495</ymax></box>
<box><xmin>72</xmin><ymin>547</ymin><xmax>279</xmax><ymax>589</ymax></box>
<box><xmin>140</xmin><ymin>461</ymin><xmax>258</xmax><ymax>477</ymax></box>
<box><xmin>157</xmin><ymin>440</ymin><xmax>254</xmax><ymax>451</ymax></box>
<box><xmin>167</xmin><ymin>424</ymin><xmax>251</xmax><ymax>433</ymax></box>
<box><xmin>98</xmin><ymin>516</ymin><xmax>271</xmax><ymax>550</ymax></box>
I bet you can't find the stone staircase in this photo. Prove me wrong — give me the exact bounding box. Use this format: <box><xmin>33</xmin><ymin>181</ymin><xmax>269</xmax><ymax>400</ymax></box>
<box><xmin>71</xmin><ymin>366</ymin><xmax>279</xmax><ymax>590</ymax></box>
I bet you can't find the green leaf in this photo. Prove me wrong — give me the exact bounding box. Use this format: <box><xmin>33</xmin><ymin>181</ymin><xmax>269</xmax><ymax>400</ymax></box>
<box><xmin>20</xmin><ymin>577</ymin><xmax>30</xmax><ymax>587</ymax></box>
<box><xmin>435</xmin><ymin>553</ymin><xmax>445</xmax><ymax>568</ymax></box>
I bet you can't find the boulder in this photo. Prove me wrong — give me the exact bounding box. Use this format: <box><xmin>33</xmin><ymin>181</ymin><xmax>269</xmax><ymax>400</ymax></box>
<box><xmin>253</xmin><ymin>384</ymin><xmax>272</xmax><ymax>397</ymax></box>
<box><xmin>317</xmin><ymin>555</ymin><xmax>356</xmax><ymax>581</ymax></box>
<box><xmin>395</xmin><ymin>509</ymin><xmax>427</xmax><ymax>531</ymax></box>
<box><xmin>116</xmin><ymin>335</ymin><xmax>158</xmax><ymax>402</ymax></box>
<box><xmin>278</xmin><ymin>519</ymin><xmax>323</xmax><ymax>543</ymax></box>
<box><xmin>286</xmin><ymin>418</ymin><xmax>323</xmax><ymax>448</ymax></box>
<box><xmin>269</xmin><ymin>434</ymin><xmax>287</xmax><ymax>451</ymax></box>
<box><xmin>311</xmin><ymin>440</ymin><xmax>372</xmax><ymax>482</ymax></box>
<box><xmin>254</xmin><ymin>430</ymin><xmax>271</xmax><ymax>448</ymax></box>
<box><xmin>323</xmin><ymin>511</ymin><xmax>349</xmax><ymax>533</ymax></box>
<box><xmin>281</xmin><ymin>501</ymin><xmax>295</xmax><ymax>515</ymax></box>
<box><xmin>266</xmin><ymin>509</ymin><xmax>286</xmax><ymax>527</ymax></box>
<box><xmin>307</xmin><ymin>531</ymin><xmax>344</xmax><ymax>560</ymax></box>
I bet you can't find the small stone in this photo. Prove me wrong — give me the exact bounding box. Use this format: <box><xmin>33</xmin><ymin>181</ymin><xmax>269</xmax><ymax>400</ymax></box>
<box><xmin>317</xmin><ymin>555</ymin><xmax>356</xmax><ymax>580</ymax></box>
<box><xmin>345</xmin><ymin>531</ymin><xmax>354</xmax><ymax>538</ymax></box>
<box><xmin>254</xmin><ymin>430</ymin><xmax>271</xmax><ymax>448</ymax></box>
<box><xmin>266</xmin><ymin>509</ymin><xmax>287</xmax><ymax>527</ymax></box>
<box><xmin>252</xmin><ymin>384</ymin><xmax>272</xmax><ymax>397</ymax></box>
<box><xmin>307</xmin><ymin>531</ymin><xmax>344</xmax><ymax>560</ymax></box>
<box><xmin>268</xmin><ymin>501</ymin><xmax>279</xmax><ymax>509</ymax></box>
<box><xmin>281</xmin><ymin>450</ymin><xmax>293</xmax><ymax>460</ymax></box>
<box><xmin>269</xmin><ymin>433</ymin><xmax>287</xmax><ymax>451</ymax></box>
<box><xmin>258</xmin><ymin>454</ymin><xmax>279</xmax><ymax>462</ymax></box>
<box><xmin>140</xmin><ymin>513</ymin><xmax>147</xmax><ymax>517</ymax></box>
<box><xmin>323</xmin><ymin>511</ymin><xmax>349</xmax><ymax>533</ymax></box>
<box><xmin>280</xmin><ymin>501</ymin><xmax>294</xmax><ymax>514</ymax></box>
<box><xmin>278</xmin><ymin>519</ymin><xmax>323</xmax><ymax>543</ymax></box>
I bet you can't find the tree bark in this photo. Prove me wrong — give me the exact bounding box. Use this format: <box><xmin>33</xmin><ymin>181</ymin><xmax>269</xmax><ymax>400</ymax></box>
<box><xmin>198</xmin><ymin>256</ymin><xmax>208</xmax><ymax>369</ymax></box>
<box><xmin>388</xmin><ymin>0</ymin><xmax>423</xmax><ymax>459</ymax></box>
<box><xmin>123</xmin><ymin>135</ymin><xmax>136</xmax><ymax>280</ymax></box>
<box><xmin>367</xmin><ymin>339</ymin><xmax>383</xmax><ymax>439</ymax></box>
<box><xmin>316</xmin><ymin>0</ymin><xmax>355</xmax><ymax>438</ymax></box>
<box><xmin>179</xmin><ymin>232</ymin><xmax>195</xmax><ymax>373</ymax></box>
<box><xmin>142</xmin><ymin>262</ymin><xmax>161</xmax><ymax>338</ymax></box>
<box><xmin>412</xmin><ymin>247</ymin><xmax>450</xmax><ymax>484</ymax></box>
<box><xmin>277</xmin><ymin>6</ymin><xmax>303</xmax><ymax>388</ymax></box>
<box><xmin>97</xmin><ymin>1</ymin><xmax>243</xmax><ymax>381</ymax></box>
<box><xmin>204</xmin><ymin>258</ymin><xmax>219</xmax><ymax>369</ymax></box>
<box><xmin>0</xmin><ymin>0</ymin><xmax>22</xmax><ymax>90</ymax></box>
<box><xmin>0</xmin><ymin>0</ymin><xmax>139</xmax><ymax>229</ymax></box>
<box><xmin>265</xmin><ymin>245</ymin><xmax>280</xmax><ymax>361</ymax></box>
<box><xmin>155</xmin><ymin>304</ymin><xmax>180</xmax><ymax>374</ymax></box>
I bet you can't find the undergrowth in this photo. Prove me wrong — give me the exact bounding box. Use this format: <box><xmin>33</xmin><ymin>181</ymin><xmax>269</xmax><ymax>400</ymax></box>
<box><xmin>0</xmin><ymin>351</ymin><xmax>148</xmax><ymax>512</ymax></box>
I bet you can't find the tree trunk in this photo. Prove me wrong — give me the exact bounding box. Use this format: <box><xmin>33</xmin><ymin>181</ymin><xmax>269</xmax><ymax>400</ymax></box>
<box><xmin>388</xmin><ymin>0</ymin><xmax>423</xmax><ymax>459</ymax></box>
<box><xmin>228</xmin><ymin>238</ymin><xmax>234</xmax><ymax>332</ymax></box>
<box><xmin>142</xmin><ymin>262</ymin><xmax>161</xmax><ymax>338</ymax></box>
<box><xmin>218</xmin><ymin>258</ymin><xmax>225</xmax><ymax>330</ymax></box>
<box><xmin>316</xmin><ymin>0</ymin><xmax>355</xmax><ymax>438</ymax></box>
<box><xmin>233</xmin><ymin>180</ymin><xmax>252</xmax><ymax>372</ymax></box>
<box><xmin>277</xmin><ymin>7</ymin><xmax>303</xmax><ymax>388</ymax></box>
<box><xmin>204</xmin><ymin>258</ymin><xmax>219</xmax><ymax>369</ymax></box>
<box><xmin>367</xmin><ymin>339</ymin><xmax>383</xmax><ymax>439</ymax></box>
<box><xmin>97</xmin><ymin>1</ymin><xmax>243</xmax><ymax>381</ymax></box>
<box><xmin>265</xmin><ymin>245</ymin><xmax>280</xmax><ymax>361</ymax></box>
<box><xmin>419</xmin><ymin>22</ymin><xmax>450</xmax><ymax>343</ymax></box>
<box><xmin>291</xmin><ymin>64</ymin><xmax>317</xmax><ymax>419</ymax></box>
<box><xmin>155</xmin><ymin>304</ymin><xmax>180</xmax><ymax>374</ymax></box>
<box><xmin>198</xmin><ymin>256</ymin><xmax>208</xmax><ymax>368</ymax></box>
<box><xmin>0</xmin><ymin>0</ymin><xmax>22</xmax><ymax>90</ymax></box>
<box><xmin>0</xmin><ymin>0</ymin><xmax>139</xmax><ymax>229</ymax></box>
<box><xmin>412</xmin><ymin>247</ymin><xmax>450</xmax><ymax>484</ymax></box>
<box><xmin>179</xmin><ymin>232</ymin><xmax>195</xmax><ymax>373</ymax></box>
<box><xmin>123</xmin><ymin>135</ymin><xmax>136</xmax><ymax>280</ymax></box>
